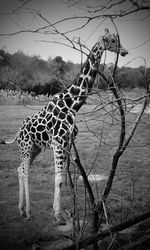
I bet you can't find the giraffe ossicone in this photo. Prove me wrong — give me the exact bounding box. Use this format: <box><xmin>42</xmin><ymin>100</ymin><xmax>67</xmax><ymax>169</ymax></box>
<box><xmin>0</xmin><ymin>29</ymin><xmax>128</xmax><ymax>225</ymax></box>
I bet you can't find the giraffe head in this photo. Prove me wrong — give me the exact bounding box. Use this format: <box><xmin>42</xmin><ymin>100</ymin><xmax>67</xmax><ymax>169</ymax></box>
<box><xmin>95</xmin><ymin>28</ymin><xmax>128</xmax><ymax>57</ymax></box>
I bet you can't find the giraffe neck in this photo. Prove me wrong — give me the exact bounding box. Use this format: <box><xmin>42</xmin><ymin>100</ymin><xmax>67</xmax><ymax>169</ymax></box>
<box><xmin>60</xmin><ymin>38</ymin><xmax>104</xmax><ymax>113</ymax></box>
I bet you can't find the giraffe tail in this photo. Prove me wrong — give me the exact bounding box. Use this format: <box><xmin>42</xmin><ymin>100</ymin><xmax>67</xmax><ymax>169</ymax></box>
<box><xmin>0</xmin><ymin>131</ymin><xmax>19</xmax><ymax>145</ymax></box>
<box><xmin>0</xmin><ymin>138</ymin><xmax>16</xmax><ymax>145</ymax></box>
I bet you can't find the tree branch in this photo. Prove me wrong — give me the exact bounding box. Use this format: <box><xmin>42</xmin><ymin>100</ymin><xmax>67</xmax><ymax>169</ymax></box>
<box><xmin>62</xmin><ymin>211</ymin><xmax>150</xmax><ymax>250</ymax></box>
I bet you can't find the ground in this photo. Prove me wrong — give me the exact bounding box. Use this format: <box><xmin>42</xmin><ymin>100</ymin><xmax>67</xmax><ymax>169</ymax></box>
<box><xmin>0</xmin><ymin>91</ymin><xmax>150</xmax><ymax>249</ymax></box>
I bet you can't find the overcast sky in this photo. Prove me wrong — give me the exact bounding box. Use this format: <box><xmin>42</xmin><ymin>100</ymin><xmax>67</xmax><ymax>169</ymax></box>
<box><xmin>0</xmin><ymin>0</ymin><xmax>150</xmax><ymax>68</ymax></box>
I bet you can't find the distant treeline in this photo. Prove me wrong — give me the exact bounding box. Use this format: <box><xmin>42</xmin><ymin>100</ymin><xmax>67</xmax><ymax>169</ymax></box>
<box><xmin>0</xmin><ymin>49</ymin><xmax>149</xmax><ymax>96</ymax></box>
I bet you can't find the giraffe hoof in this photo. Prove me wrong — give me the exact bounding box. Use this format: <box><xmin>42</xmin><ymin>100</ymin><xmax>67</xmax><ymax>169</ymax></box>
<box><xmin>56</xmin><ymin>217</ymin><xmax>66</xmax><ymax>225</ymax></box>
<box><xmin>21</xmin><ymin>212</ymin><xmax>27</xmax><ymax>218</ymax></box>
<box><xmin>32</xmin><ymin>243</ymin><xmax>41</xmax><ymax>250</ymax></box>
<box><xmin>19</xmin><ymin>209</ymin><xmax>26</xmax><ymax>218</ymax></box>
<box><xmin>26</xmin><ymin>214</ymin><xmax>32</xmax><ymax>221</ymax></box>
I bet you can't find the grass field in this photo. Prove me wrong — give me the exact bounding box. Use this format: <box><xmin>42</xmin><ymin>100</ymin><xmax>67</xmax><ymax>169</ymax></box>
<box><xmin>0</xmin><ymin>94</ymin><xmax>150</xmax><ymax>249</ymax></box>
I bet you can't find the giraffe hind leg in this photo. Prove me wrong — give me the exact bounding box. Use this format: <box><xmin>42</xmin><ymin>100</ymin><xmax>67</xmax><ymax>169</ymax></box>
<box><xmin>17</xmin><ymin>159</ymin><xmax>31</xmax><ymax>220</ymax></box>
<box><xmin>18</xmin><ymin>173</ymin><xmax>26</xmax><ymax>217</ymax></box>
<box><xmin>18</xmin><ymin>144</ymin><xmax>41</xmax><ymax>220</ymax></box>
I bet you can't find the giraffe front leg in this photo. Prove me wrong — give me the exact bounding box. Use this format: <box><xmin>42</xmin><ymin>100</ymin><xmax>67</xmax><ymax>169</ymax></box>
<box><xmin>53</xmin><ymin>172</ymin><xmax>65</xmax><ymax>224</ymax></box>
<box><xmin>53</xmin><ymin>146</ymin><xmax>66</xmax><ymax>225</ymax></box>
<box><xmin>24</xmin><ymin>175</ymin><xmax>31</xmax><ymax>220</ymax></box>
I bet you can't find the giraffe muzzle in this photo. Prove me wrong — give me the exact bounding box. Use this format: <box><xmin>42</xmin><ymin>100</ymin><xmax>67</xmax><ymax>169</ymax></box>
<box><xmin>120</xmin><ymin>48</ymin><xmax>128</xmax><ymax>57</ymax></box>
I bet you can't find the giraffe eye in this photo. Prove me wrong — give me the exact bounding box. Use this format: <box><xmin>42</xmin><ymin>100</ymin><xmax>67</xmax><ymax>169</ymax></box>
<box><xmin>111</xmin><ymin>39</ymin><xmax>115</xmax><ymax>43</ymax></box>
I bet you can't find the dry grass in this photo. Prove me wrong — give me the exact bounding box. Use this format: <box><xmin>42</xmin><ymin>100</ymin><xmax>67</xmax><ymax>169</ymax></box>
<box><xmin>0</xmin><ymin>93</ymin><xmax>150</xmax><ymax>249</ymax></box>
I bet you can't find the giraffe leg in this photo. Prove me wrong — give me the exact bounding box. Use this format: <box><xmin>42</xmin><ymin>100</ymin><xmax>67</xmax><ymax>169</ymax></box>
<box><xmin>53</xmin><ymin>173</ymin><xmax>65</xmax><ymax>224</ymax></box>
<box><xmin>17</xmin><ymin>160</ymin><xmax>31</xmax><ymax>219</ymax></box>
<box><xmin>18</xmin><ymin>173</ymin><xmax>25</xmax><ymax>217</ymax></box>
<box><xmin>53</xmin><ymin>146</ymin><xmax>66</xmax><ymax>225</ymax></box>
<box><xmin>24</xmin><ymin>172</ymin><xmax>31</xmax><ymax>220</ymax></box>
<box><xmin>24</xmin><ymin>145</ymin><xmax>41</xmax><ymax>220</ymax></box>
<box><xmin>17</xmin><ymin>143</ymin><xmax>41</xmax><ymax>219</ymax></box>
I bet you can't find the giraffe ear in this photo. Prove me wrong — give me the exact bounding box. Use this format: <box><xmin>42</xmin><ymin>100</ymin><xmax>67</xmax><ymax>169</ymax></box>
<box><xmin>104</xmin><ymin>28</ymin><xmax>110</xmax><ymax>35</ymax></box>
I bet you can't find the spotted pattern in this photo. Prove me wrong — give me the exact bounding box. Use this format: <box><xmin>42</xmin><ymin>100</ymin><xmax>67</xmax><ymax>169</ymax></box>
<box><xmin>17</xmin><ymin>102</ymin><xmax>77</xmax><ymax>165</ymax></box>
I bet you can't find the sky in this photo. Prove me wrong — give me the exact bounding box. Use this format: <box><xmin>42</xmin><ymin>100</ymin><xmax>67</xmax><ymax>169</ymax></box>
<box><xmin>0</xmin><ymin>0</ymin><xmax>150</xmax><ymax>68</ymax></box>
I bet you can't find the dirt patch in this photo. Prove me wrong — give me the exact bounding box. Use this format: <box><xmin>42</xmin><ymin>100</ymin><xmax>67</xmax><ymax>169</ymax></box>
<box><xmin>128</xmin><ymin>104</ymin><xmax>150</xmax><ymax>114</ymax></box>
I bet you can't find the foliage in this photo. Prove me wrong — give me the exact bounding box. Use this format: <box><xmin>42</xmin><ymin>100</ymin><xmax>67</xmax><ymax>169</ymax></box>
<box><xmin>0</xmin><ymin>49</ymin><xmax>80</xmax><ymax>96</ymax></box>
<box><xmin>0</xmin><ymin>49</ymin><xmax>149</xmax><ymax>97</ymax></box>
<box><xmin>97</xmin><ymin>64</ymin><xmax>150</xmax><ymax>90</ymax></box>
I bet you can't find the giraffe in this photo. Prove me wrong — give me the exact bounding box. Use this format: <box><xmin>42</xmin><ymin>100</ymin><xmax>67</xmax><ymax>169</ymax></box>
<box><xmin>0</xmin><ymin>28</ymin><xmax>128</xmax><ymax>225</ymax></box>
